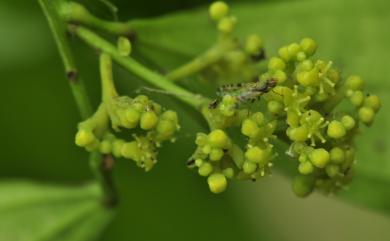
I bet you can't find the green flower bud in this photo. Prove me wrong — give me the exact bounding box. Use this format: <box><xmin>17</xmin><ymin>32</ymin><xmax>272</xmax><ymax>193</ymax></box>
<box><xmin>199</xmin><ymin>162</ymin><xmax>213</xmax><ymax>176</ymax></box>
<box><xmin>296</xmin><ymin>52</ymin><xmax>306</xmax><ymax>62</ymax></box>
<box><xmin>273</xmin><ymin>70</ymin><xmax>287</xmax><ymax>83</ymax></box>
<box><xmin>325</xmin><ymin>164</ymin><xmax>340</xmax><ymax>178</ymax></box>
<box><xmin>287</xmin><ymin>43</ymin><xmax>301</xmax><ymax>58</ymax></box>
<box><xmin>117</xmin><ymin>37</ymin><xmax>132</xmax><ymax>57</ymax></box>
<box><xmin>346</xmin><ymin>75</ymin><xmax>364</xmax><ymax>90</ymax></box>
<box><xmin>75</xmin><ymin>129</ymin><xmax>95</xmax><ymax>147</ymax></box>
<box><xmin>58</xmin><ymin>1</ymin><xmax>91</xmax><ymax>22</ymax></box>
<box><xmin>112</xmin><ymin>139</ymin><xmax>125</xmax><ymax>157</ymax></box>
<box><xmin>99</xmin><ymin>139</ymin><xmax>112</xmax><ymax>154</ymax></box>
<box><xmin>140</xmin><ymin>111</ymin><xmax>159</xmax><ymax>130</ymax></box>
<box><xmin>161</xmin><ymin>110</ymin><xmax>178</xmax><ymax>122</ymax></box>
<box><xmin>195</xmin><ymin>159</ymin><xmax>204</xmax><ymax>167</ymax></box>
<box><xmin>358</xmin><ymin>107</ymin><xmax>375</xmax><ymax>124</ymax></box>
<box><xmin>330</xmin><ymin>147</ymin><xmax>345</xmax><ymax>164</ymax></box>
<box><xmin>245</xmin><ymin>34</ymin><xmax>263</xmax><ymax>55</ymax></box>
<box><xmin>125</xmin><ymin>108</ymin><xmax>140</xmax><ymax>127</ymax></box>
<box><xmin>251</xmin><ymin>112</ymin><xmax>264</xmax><ymax>125</ymax></box>
<box><xmin>218</xmin><ymin>17</ymin><xmax>235</xmax><ymax>34</ymax></box>
<box><xmin>298</xmin><ymin>161</ymin><xmax>314</xmax><ymax>175</ymax></box>
<box><xmin>300</xmin><ymin>38</ymin><xmax>317</xmax><ymax>56</ymax></box>
<box><xmin>208</xmin><ymin>129</ymin><xmax>229</xmax><ymax>148</ymax></box>
<box><xmin>278</xmin><ymin>46</ymin><xmax>291</xmax><ymax>61</ymax></box>
<box><xmin>223</xmin><ymin>168</ymin><xmax>234</xmax><ymax>179</ymax></box>
<box><xmin>341</xmin><ymin>115</ymin><xmax>356</xmax><ymax>130</ymax></box>
<box><xmin>268</xmin><ymin>100</ymin><xmax>283</xmax><ymax>114</ymax></box>
<box><xmin>288</xmin><ymin>126</ymin><xmax>309</xmax><ymax>142</ymax></box>
<box><xmin>207</xmin><ymin>173</ymin><xmax>227</xmax><ymax>193</ymax></box>
<box><xmin>296</xmin><ymin>69</ymin><xmax>319</xmax><ymax>86</ymax></box>
<box><xmin>245</xmin><ymin>146</ymin><xmax>269</xmax><ymax>164</ymax></box>
<box><xmin>327</xmin><ymin>120</ymin><xmax>346</xmax><ymax>139</ymax></box>
<box><xmin>292</xmin><ymin>175</ymin><xmax>314</xmax><ymax>198</ymax></box>
<box><xmin>209</xmin><ymin>148</ymin><xmax>224</xmax><ymax>161</ymax></box>
<box><xmin>364</xmin><ymin>95</ymin><xmax>381</xmax><ymax>112</ymax></box>
<box><xmin>209</xmin><ymin>1</ymin><xmax>229</xmax><ymax>21</ymax></box>
<box><xmin>310</xmin><ymin>148</ymin><xmax>330</xmax><ymax>168</ymax></box>
<box><xmin>350</xmin><ymin>91</ymin><xmax>364</xmax><ymax>107</ymax></box>
<box><xmin>202</xmin><ymin>144</ymin><xmax>212</xmax><ymax>154</ymax></box>
<box><xmin>243</xmin><ymin>161</ymin><xmax>257</xmax><ymax>174</ymax></box>
<box><xmin>121</xmin><ymin>141</ymin><xmax>140</xmax><ymax>160</ymax></box>
<box><xmin>195</xmin><ymin>133</ymin><xmax>208</xmax><ymax>146</ymax></box>
<box><xmin>298</xmin><ymin>154</ymin><xmax>308</xmax><ymax>163</ymax></box>
<box><xmin>156</xmin><ymin>120</ymin><xmax>176</xmax><ymax>141</ymax></box>
<box><xmin>85</xmin><ymin>139</ymin><xmax>100</xmax><ymax>152</ymax></box>
<box><xmin>299</xmin><ymin>60</ymin><xmax>314</xmax><ymax>71</ymax></box>
<box><xmin>133</xmin><ymin>95</ymin><xmax>149</xmax><ymax>105</ymax></box>
<box><xmin>241</xmin><ymin>119</ymin><xmax>259</xmax><ymax>138</ymax></box>
<box><xmin>268</xmin><ymin>57</ymin><xmax>286</xmax><ymax>71</ymax></box>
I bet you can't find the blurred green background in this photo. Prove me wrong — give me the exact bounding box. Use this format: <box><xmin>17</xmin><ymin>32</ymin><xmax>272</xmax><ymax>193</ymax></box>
<box><xmin>1</xmin><ymin>0</ymin><xmax>389</xmax><ymax>241</ymax></box>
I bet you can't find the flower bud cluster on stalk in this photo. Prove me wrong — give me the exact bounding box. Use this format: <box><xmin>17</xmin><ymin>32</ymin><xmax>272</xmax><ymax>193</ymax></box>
<box><xmin>187</xmin><ymin>1</ymin><xmax>381</xmax><ymax>196</ymax></box>
<box><xmin>61</xmin><ymin>0</ymin><xmax>381</xmax><ymax>197</ymax></box>
<box><xmin>75</xmin><ymin>53</ymin><xmax>180</xmax><ymax>171</ymax></box>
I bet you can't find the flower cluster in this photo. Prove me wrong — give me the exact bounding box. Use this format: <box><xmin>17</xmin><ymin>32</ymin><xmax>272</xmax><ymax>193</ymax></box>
<box><xmin>188</xmin><ymin>1</ymin><xmax>381</xmax><ymax>196</ymax></box>
<box><xmin>75</xmin><ymin>54</ymin><xmax>179</xmax><ymax>171</ymax></box>
<box><xmin>198</xmin><ymin>1</ymin><xmax>266</xmax><ymax>84</ymax></box>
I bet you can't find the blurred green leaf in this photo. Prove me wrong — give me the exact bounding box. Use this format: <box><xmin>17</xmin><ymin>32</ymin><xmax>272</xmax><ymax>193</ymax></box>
<box><xmin>128</xmin><ymin>0</ymin><xmax>390</xmax><ymax>213</ymax></box>
<box><xmin>0</xmin><ymin>181</ymin><xmax>113</xmax><ymax>241</ymax></box>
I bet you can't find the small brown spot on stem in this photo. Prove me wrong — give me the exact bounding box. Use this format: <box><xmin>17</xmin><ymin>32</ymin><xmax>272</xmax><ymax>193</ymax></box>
<box><xmin>66</xmin><ymin>70</ymin><xmax>78</xmax><ymax>83</ymax></box>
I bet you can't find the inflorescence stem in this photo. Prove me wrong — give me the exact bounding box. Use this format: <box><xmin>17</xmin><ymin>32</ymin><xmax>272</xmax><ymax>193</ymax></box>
<box><xmin>73</xmin><ymin>25</ymin><xmax>211</xmax><ymax>110</ymax></box>
<box><xmin>38</xmin><ymin>0</ymin><xmax>92</xmax><ymax>119</ymax></box>
<box><xmin>166</xmin><ymin>41</ymin><xmax>235</xmax><ymax>81</ymax></box>
<box><xmin>38</xmin><ymin>0</ymin><xmax>117</xmax><ymax>207</ymax></box>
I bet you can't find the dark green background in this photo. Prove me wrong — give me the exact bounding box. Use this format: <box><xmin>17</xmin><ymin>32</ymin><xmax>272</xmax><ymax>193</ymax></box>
<box><xmin>1</xmin><ymin>0</ymin><xmax>389</xmax><ymax>241</ymax></box>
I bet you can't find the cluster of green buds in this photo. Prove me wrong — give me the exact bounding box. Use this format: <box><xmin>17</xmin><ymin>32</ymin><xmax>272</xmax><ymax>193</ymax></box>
<box><xmin>268</xmin><ymin>39</ymin><xmax>381</xmax><ymax>197</ymax></box>
<box><xmin>188</xmin><ymin>2</ymin><xmax>381</xmax><ymax>196</ymax></box>
<box><xmin>75</xmin><ymin>53</ymin><xmax>179</xmax><ymax>171</ymax></box>
<box><xmin>174</xmin><ymin>1</ymin><xmax>265</xmax><ymax>84</ymax></box>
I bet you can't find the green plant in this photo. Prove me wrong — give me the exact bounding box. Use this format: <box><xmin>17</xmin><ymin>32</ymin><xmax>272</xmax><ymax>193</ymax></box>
<box><xmin>1</xmin><ymin>0</ymin><xmax>386</xmax><ymax>240</ymax></box>
<box><xmin>44</xmin><ymin>0</ymin><xmax>381</xmax><ymax>198</ymax></box>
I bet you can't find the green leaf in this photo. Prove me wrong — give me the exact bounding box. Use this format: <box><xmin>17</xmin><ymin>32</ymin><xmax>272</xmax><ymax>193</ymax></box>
<box><xmin>0</xmin><ymin>180</ymin><xmax>113</xmax><ymax>241</ymax></box>
<box><xmin>129</xmin><ymin>0</ymin><xmax>390</xmax><ymax>213</ymax></box>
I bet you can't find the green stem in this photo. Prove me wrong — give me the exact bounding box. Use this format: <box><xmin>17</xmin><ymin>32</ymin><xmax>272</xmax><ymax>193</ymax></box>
<box><xmin>166</xmin><ymin>42</ymin><xmax>234</xmax><ymax>81</ymax></box>
<box><xmin>74</xmin><ymin>26</ymin><xmax>210</xmax><ymax>110</ymax></box>
<box><xmin>100</xmin><ymin>53</ymin><xmax>119</xmax><ymax>102</ymax></box>
<box><xmin>38</xmin><ymin>0</ymin><xmax>117</xmax><ymax>207</ymax></box>
<box><xmin>89</xmin><ymin>152</ymin><xmax>118</xmax><ymax>207</ymax></box>
<box><xmin>58</xmin><ymin>1</ymin><xmax>133</xmax><ymax>37</ymax></box>
<box><xmin>39</xmin><ymin>0</ymin><xmax>92</xmax><ymax>119</ymax></box>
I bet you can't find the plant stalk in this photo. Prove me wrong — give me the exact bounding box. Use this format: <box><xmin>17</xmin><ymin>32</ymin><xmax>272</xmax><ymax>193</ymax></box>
<box><xmin>38</xmin><ymin>0</ymin><xmax>117</xmax><ymax>207</ymax></box>
<box><xmin>73</xmin><ymin>25</ymin><xmax>211</xmax><ymax>110</ymax></box>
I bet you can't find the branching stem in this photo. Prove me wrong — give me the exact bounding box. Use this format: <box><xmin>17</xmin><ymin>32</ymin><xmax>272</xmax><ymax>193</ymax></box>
<box><xmin>166</xmin><ymin>41</ymin><xmax>235</xmax><ymax>81</ymax></box>
<box><xmin>73</xmin><ymin>25</ymin><xmax>211</xmax><ymax>110</ymax></box>
<box><xmin>38</xmin><ymin>0</ymin><xmax>117</xmax><ymax>207</ymax></box>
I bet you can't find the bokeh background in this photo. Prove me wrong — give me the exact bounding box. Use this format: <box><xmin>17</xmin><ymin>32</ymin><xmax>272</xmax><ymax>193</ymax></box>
<box><xmin>1</xmin><ymin>0</ymin><xmax>389</xmax><ymax>240</ymax></box>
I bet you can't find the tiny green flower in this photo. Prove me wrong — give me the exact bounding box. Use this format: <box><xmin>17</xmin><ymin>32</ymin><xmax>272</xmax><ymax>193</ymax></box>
<box><xmin>345</xmin><ymin>75</ymin><xmax>364</xmax><ymax>90</ymax></box>
<box><xmin>208</xmin><ymin>173</ymin><xmax>228</xmax><ymax>193</ymax></box>
<box><xmin>300</xmin><ymin>38</ymin><xmax>317</xmax><ymax>56</ymax></box>
<box><xmin>209</xmin><ymin>1</ymin><xmax>229</xmax><ymax>21</ymax></box>
<box><xmin>358</xmin><ymin>106</ymin><xmax>375</xmax><ymax>124</ymax></box>
<box><xmin>330</xmin><ymin>147</ymin><xmax>345</xmax><ymax>164</ymax></box>
<box><xmin>140</xmin><ymin>111</ymin><xmax>159</xmax><ymax>130</ymax></box>
<box><xmin>199</xmin><ymin>162</ymin><xmax>213</xmax><ymax>176</ymax></box>
<box><xmin>310</xmin><ymin>148</ymin><xmax>330</xmax><ymax>168</ymax></box>
<box><xmin>292</xmin><ymin>175</ymin><xmax>314</xmax><ymax>198</ymax></box>
<box><xmin>327</xmin><ymin>120</ymin><xmax>346</xmax><ymax>139</ymax></box>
